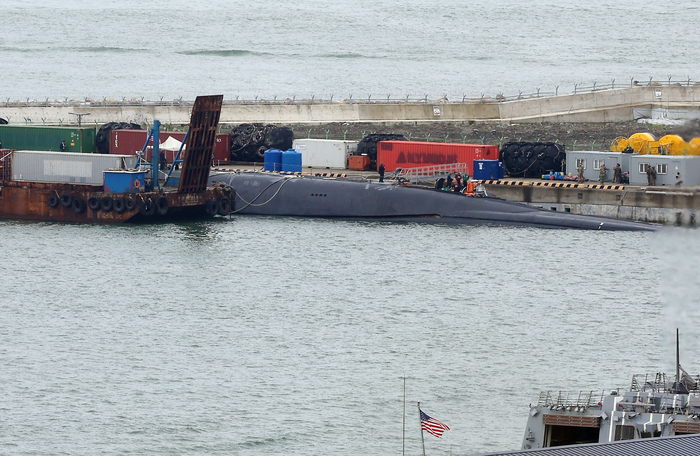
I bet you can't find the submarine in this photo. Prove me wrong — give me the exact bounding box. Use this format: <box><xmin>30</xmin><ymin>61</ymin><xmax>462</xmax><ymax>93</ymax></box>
<box><xmin>208</xmin><ymin>172</ymin><xmax>657</xmax><ymax>231</ymax></box>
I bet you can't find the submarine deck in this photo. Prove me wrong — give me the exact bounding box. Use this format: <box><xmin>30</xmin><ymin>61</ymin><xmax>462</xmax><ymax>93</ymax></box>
<box><xmin>210</xmin><ymin>164</ymin><xmax>699</xmax><ymax>227</ymax></box>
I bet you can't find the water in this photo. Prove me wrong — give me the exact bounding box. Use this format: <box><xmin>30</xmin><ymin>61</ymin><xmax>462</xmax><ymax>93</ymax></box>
<box><xmin>1</xmin><ymin>218</ymin><xmax>699</xmax><ymax>455</ymax></box>
<box><xmin>1</xmin><ymin>0</ymin><xmax>699</xmax><ymax>101</ymax></box>
<box><xmin>2</xmin><ymin>2</ymin><xmax>700</xmax><ymax>454</ymax></box>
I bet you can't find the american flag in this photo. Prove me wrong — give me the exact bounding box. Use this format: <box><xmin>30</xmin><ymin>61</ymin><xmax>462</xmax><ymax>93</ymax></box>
<box><xmin>420</xmin><ymin>409</ymin><xmax>450</xmax><ymax>438</ymax></box>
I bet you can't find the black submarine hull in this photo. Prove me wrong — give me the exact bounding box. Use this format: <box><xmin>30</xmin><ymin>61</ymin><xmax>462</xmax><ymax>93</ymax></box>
<box><xmin>209</xmin><ymin>172</ymin><xmax>657</xmax><ymax>231</ymax></box>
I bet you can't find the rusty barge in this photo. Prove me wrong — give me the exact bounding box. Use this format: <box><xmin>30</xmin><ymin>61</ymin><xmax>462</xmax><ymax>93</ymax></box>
<box><xmin>0</xmin><ymin>95</ymin><xmax>232</xmax><ymax>223</ymax></box>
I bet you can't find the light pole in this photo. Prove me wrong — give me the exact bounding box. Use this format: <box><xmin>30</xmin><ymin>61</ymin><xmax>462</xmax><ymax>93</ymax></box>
<box><xmin>68</xmin><ymin>112</ymin><xmax>91</xmax><ymax>127</ymax></box>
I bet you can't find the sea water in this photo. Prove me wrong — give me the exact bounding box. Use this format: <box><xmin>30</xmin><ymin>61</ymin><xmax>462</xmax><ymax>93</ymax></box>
<box><xmin>2</xmin><ymin>1</ymin><xmax>700</xmax><ymax>454</ymax></box>
<box><xmin>1</xmin><ymin>0</ymin><xmax>699</xmax><ymax>101</ymax></box>
<box><xmin>1</xmin><ymin>218</ymin><xmax>698</xmax><ymax>455</ymax></box>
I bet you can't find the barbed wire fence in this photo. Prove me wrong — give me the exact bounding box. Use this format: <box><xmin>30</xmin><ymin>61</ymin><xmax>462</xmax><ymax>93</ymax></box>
<box><xmin>2</xmin><ymin>77</ymin><xmax>696</xmax><ymax>108</ymax></box>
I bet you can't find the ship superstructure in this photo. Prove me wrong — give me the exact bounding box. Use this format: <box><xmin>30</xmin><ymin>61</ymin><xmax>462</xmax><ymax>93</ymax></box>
<box><xmin>523</xmin><ymin>370</ymin><xmax>700</xmax><ymax>450</ymax></box>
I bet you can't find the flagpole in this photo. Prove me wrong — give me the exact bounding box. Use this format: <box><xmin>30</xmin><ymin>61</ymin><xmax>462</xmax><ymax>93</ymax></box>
<box><xmin>402</xmin><ymin>376</ymin><xmax>406</xmax><ymax>456</ymax></box>
<box><xmin>418</xmin><ymin>401</ymin><xmax>426</xmax><ymax>456</ymax></box>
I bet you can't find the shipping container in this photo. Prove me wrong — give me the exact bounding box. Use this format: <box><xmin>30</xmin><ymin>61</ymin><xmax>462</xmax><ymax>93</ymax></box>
<box><xmin>473</xmin><ymin>160</ymin><xmax>505</xmax><ymax>180</ymax></box>
<box><xmin>376</xmin><ymin>141</ymin><xmax>499</xmax><ymax>173</ymax></box>
<box><xmin>11</xmin><ymin>150</ymin><xmax>137</xmax><ymax>185</ymax></box>
<box><xmin>0</xmin><ymin>125</ymin><xmax>97</xmax><ymax>153</ymax></box>
<box><xmin>292</xmin><ymin>139</ymin><xmax>358</xmax><ymax>169</ymax></box>
<box><xmin>109</xmin><ymin>129</ymin><xmax>231</xmax><ymax>164</ymax></box>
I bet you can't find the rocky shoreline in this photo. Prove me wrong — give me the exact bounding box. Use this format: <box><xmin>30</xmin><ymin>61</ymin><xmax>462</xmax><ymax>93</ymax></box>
<box><xmin>288</xmin><ymin>120</ymin><xmax>699</xmax><ymax>152</ymax></box>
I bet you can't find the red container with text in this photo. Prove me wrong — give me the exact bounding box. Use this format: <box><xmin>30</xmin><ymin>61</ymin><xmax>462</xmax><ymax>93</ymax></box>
<box><xmin>376</xmin><ymin>141</ymin><xmax>499</xmax><ymax>173</ymax></box>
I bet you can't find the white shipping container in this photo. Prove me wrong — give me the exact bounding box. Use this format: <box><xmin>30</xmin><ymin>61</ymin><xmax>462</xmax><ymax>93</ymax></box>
<box><xmin>292</xmin><ymin>139</ymin><xmax>358</xmax><ymax>169</ymax></box>
<box><xmin>11</xmin><ymin>150</ymin><xmax>138</xmax><ymax>185</ymax></box>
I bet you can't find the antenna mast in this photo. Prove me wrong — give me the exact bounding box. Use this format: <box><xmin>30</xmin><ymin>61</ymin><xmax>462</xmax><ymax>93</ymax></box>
<box><xmin>676</xmin><ymin>328</ymin><xmax>680</xmax><ymax>385</ymax></box>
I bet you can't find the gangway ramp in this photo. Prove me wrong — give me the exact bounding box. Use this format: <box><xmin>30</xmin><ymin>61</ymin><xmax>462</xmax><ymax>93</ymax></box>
<box><xmin>391</xmin><ymin>163</ymin><xmax>470</xmax><ymax>183</ymax></box>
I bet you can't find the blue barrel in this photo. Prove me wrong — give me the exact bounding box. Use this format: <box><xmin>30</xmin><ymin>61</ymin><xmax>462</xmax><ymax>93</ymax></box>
<box><xmin>281</xmin><ymin>149</ymin><xmax>302</xmax><ymax>173</ymax></box>
<box><xmin>264</xmin><ymin>149</ymin><xmax>283</xmax><ymax>172</ymax></box>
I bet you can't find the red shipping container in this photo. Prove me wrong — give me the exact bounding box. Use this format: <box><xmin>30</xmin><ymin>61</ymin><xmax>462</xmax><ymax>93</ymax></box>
<box><xmin>109</xmin><ymin>129</ymin><xmax>230</xmax><ymax>164</ymax></box>
<box><xmin>376</xmin><ymin>141</ymin><xmax>499</xmax><ymax>173</ymax></box>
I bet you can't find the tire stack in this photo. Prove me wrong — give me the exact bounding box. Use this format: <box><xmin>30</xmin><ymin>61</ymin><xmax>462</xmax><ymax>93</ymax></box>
<box><xmin>499</xmin><ymin>142</ymin><xmax>565</xmax><ymax>178</ymax></box>
<box><xmin>96</xmin><ymin>122</ymin><xmax>143</xmax><ymax>154</ymax></box>
<box><xmin>356</xmin><ymin>133</ymin><xmax>407</xmax><ymax>168</ymax></box>
<box><xmin>230</xmin><ymin>124</ymin><xmax>294</xmax><ymax>162</ymax></box>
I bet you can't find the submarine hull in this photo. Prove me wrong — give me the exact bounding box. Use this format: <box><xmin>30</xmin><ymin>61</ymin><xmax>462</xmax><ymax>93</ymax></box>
<box><xmin>209</xmin><ymin>172</ymin><xmax>657</xmax><ymax>231</ymax></box>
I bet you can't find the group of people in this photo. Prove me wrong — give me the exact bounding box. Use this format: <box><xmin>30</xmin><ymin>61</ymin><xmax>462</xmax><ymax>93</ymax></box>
<box><xmin>598</xmin><ymin>163</ymin><xmax>623</xmax><ymax>184</ymax></box>
<box><xmin>577</xmin><ymin>162</ymin><xmax>624</xmax><ymax>184</ymax></box>
<box><xmin>435</xmin><ymin>172</ymin><xmax>470</xmax><ymax>192</ymax></box>
<box><xmin>646</xmin><ymin>164</ymin><xmax>657</xmax><ymax>186</ymax></box>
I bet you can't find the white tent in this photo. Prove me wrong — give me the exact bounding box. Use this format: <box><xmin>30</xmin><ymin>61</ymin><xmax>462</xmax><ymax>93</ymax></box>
<box><xmin>159</xmin><ymin>136</ymin><xmax>186</xmax><ymax>152</ymax></box>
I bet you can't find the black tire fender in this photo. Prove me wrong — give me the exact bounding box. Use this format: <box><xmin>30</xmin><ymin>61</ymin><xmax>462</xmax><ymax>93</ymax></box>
<box><xmin>218</xmin><ymin>197</ymin><xmax>231</xmax><ymax>216</ymax></box>
<box><xmin>100</xmin><ymin>196</ymin><xmax>113</xmax><ymax>212</ymax></box>
<box><xmin>125</xmin><ymin>197</ymin><xmax>136</xmax><ymax>211</ymax></box>
<box><xmin>112</xmin><ymin>198</ymin><xmax>126</xmax><ymax>214</ymax></box>
<box><xmin>139</xmin><ymin>199</ymin><xmax>155</xmax><ymax>216</ymax></box>
<box><xmin>155</xmin><ymin>196</ymin><xmax>168</xmax><ymax>215</ymax></box>
<box><xmin>72</xmin><ymin>198</ymin><xmax>86</xmax><ymax>214</ymax></box>
<box><xmin>48</xmin><ymin>194</ymin><xmax>60</xmax><ymax>208</ymax></box>
<box><xmin>60</xmin><ymin>192</ymin><xmax>73</xmax><ymax>208</ymax></box>
<box><xmin>205</xmin><ymin>199</ymin><xmax>219</xmax><ymax>216</ymax></box>
<box><xmin>87</xmin><ymin>196</ymin><xmax>100</xmax><ymax>211</ymax></box>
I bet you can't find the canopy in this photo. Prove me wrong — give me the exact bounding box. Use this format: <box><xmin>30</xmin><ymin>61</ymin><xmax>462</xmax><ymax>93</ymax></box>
<box><xmin>159</xmin><ymin>136</ymin><xmax>186</xmax><ymax>152</ymax></box>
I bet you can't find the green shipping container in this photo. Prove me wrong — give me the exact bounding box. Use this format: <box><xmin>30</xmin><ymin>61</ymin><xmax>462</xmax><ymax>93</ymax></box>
<box><xmin>0</xmin><ymin>125</ymin><xmax>97</xmax><ymax>153</ymax></box>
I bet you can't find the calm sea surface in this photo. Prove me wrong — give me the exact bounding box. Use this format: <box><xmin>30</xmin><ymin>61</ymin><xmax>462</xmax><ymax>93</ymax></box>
<box><xmin>2</xmin><ymin>1</ymin><xmax>700</xmax><ymax>454</ymax></box>
<box><xmin>1</xmin><ymin>218</ymin><xmax>699</xmax><ymax>455</ymax></box>
<box><xmin>1</xmin><ymin>0</ymin><xmax>699</xmax><ymax>101</ymax></box>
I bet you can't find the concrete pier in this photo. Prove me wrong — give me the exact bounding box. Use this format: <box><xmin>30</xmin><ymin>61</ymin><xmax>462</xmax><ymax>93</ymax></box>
<box><xmin>478</xmin><ymin>179</ymin><xmax>699</xmax><ymax>227</ymax></box>
<box><xmin>2</xmin><ymin>84</ymin><xmax>699</xmax><ymax>126</ymax></box>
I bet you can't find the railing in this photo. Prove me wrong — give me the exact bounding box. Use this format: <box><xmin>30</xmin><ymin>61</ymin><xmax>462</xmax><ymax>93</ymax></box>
<box><xmin>630</xmin><ymin>373</ymin><xmax>700</xmax><ymax>393</ymax></box>
<box><xmin>392</xmin><ymin>163</ymin><xmax>471</xmax><ymax>183</ymax></box>
<box><xmin>0</xmin><ymin>151</ymin><xmax>13</xmax><ymax>182</ymax></box>
<box><xmin>536</xmin><ymin>390</ymin><xmax>602</xmax><ymax>409</ymax></box>
<box><xmin>2</xmin><ymin>77</ymin><xmax>697</xmax><ymax>109</ymax></box>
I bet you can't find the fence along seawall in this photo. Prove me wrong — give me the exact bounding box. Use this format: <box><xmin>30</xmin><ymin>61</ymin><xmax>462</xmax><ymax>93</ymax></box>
<box><xmin>1</xmin><ymin>82</ymin><xmax>699</xmax><ymax>126</ymax></box>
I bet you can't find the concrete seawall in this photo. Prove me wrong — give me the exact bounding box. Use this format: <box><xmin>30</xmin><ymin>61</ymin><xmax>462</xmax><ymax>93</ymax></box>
<box><xmin>2</xmin><ymin>84</ymin><xmax>699</xmax><ymax>126</ymax></box>
<box><xmin>480</xmin><ymin>180</ymin><xmax>699</xmax><ymax>227</ymax></box>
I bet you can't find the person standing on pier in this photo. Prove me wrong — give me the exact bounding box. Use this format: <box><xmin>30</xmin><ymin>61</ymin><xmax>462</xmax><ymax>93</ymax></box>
<box><xmin>159</xmin><ymin>150</ymin><xmax>167</xmax><ymax>171</ymax></box>
<box><xmin>378</xmin><ymin>162</ymin><xmax>385</xmax><ymax>182</ymax></box>
<box><xmin>613</xmin><ymin>163</ymin><xmax>622</xmax><ymax>183</ymax></box>
<box><xmin>60</xmin><ymin>140</ymin><xmax>66</xmax><ymax>152</ymax></box>
<box><xmin>599</xmin><ymin>163</ymin><xmax>607</xmax><ymax>184</ymax></box>
<box><xmin>577</xmin><ymin>162</ymin><xmax>585</xmax><ymax>183</ymax></box>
